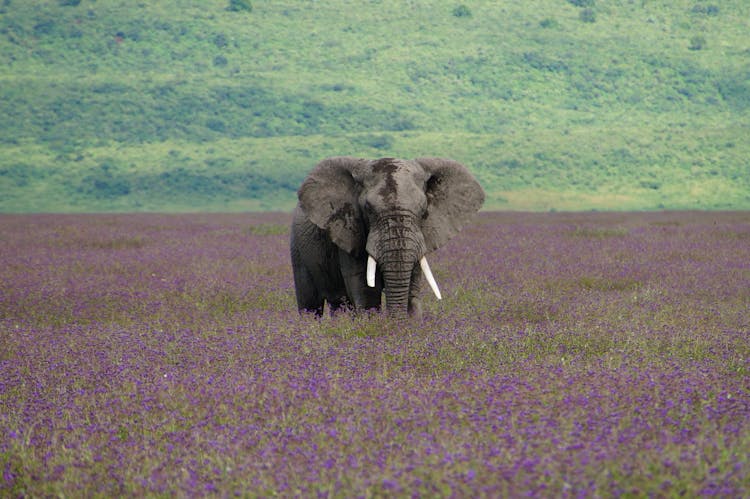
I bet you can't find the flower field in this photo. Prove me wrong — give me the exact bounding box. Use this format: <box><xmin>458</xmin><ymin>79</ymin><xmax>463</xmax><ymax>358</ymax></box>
<box><xmin>1</xmin><ymin>211</ymin><xmax>748</xmax><ymax>496</ymax></box>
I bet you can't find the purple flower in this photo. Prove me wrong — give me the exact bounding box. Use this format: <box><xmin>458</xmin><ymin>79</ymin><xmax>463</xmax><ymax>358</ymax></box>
<box><xmin>0</xmin><ymin>212</ymin><xmax>747</xmax><ymax>497</ymax></box>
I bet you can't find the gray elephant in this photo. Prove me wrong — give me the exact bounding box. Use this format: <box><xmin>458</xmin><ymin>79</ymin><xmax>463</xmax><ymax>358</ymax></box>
<box><xmin>290</xmin><ymin>156</ymin><xmax>484</xmax><ymax>319</ymax></box>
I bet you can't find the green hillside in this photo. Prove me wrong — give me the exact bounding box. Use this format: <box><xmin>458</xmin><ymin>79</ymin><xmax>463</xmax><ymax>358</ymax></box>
<box><xmin>1</xmin><ymin>0</ymin><xmax>749</xmax><ymax>212</ymax></box>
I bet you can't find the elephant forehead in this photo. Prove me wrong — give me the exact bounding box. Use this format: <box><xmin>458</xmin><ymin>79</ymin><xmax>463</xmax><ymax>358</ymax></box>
<box><xmin>370</xmin><ymin>159</ymin><xmax>425</xmax><ymax>202</ymax></box>
<box><xmin>371</xmin><ymin>157</ymin><xmax>400</xmax><ymax>171</ymax></box>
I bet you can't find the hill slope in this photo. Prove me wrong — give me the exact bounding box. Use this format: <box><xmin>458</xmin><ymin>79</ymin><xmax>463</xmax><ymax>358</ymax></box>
<box><xmin>1</xmin><ymin>0</ymin><xmax>749</xmax><ymax>211</ymax></box>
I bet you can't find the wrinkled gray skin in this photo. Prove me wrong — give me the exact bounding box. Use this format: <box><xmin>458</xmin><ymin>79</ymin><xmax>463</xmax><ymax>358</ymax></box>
<box><xmin>290</xmin><ymin>157</ymin><xmax>484</xmax><ymax>319</ymax></box>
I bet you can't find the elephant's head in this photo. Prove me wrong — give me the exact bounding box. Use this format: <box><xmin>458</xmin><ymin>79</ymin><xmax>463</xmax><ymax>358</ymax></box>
<box><xmin>298</xmin><ymin>156</ymin><xmax>484</xmax><ymax>316</ymax></box>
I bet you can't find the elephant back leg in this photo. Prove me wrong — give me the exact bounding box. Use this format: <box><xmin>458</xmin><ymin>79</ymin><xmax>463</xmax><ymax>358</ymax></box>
<box><xmin>291</xmin><ymin>208</ymin><xmax>326</xmax><ymax>316</ymax></box>
<box><xmin>292</xmin><ymin>262</ymin><xmax>324</xmax><ymax>316</ymax></box>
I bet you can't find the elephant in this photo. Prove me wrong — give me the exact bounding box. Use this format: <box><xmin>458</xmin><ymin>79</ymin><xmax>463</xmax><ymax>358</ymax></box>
<box><xmin>290</xmin><ymin>156</ymin><xmax>484</xmax><ymax>319</ymax></box>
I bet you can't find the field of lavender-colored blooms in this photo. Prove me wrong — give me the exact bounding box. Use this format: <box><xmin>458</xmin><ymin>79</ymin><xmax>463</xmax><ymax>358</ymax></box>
<box><xmin>1</xmin><ymin>211</ymin><xmax>748</xmax><ymax>496</ymax></box>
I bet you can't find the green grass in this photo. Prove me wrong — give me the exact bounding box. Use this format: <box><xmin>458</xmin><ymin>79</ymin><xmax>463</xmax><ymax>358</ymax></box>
<box><xmin>1</xmin><ymin>0</ymin><xmax>749</xmax><ymax>211</ymax></box>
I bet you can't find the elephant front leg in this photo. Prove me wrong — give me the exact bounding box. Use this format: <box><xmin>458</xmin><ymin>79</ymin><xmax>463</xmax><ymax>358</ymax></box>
<box><xmin>339</xmin><ymin>249</ymin><xmax>382</xmax><ymax>312</ymax></box>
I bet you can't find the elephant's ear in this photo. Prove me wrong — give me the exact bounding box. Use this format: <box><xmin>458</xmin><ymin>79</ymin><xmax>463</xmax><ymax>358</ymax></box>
<box><xmin>415</xmin><ymin>157</ymin><xmax>485</xmax><ymax>252</ymax></box>
<box><xmin>298</xmin><ymin>156</ymin><xmax>368</xmax><ymax>254</ymax></box>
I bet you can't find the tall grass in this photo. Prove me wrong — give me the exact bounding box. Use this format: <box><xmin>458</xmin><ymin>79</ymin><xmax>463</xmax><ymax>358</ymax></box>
<box><xmin>1</xmin><ymin>211</ymin><xmax>748</xmax><ymax>495</ymax></box>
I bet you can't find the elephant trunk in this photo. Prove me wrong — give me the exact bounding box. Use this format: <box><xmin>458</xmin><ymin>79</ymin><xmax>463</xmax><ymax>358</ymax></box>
<box><xmin>366</xmin><ymin>211</ymin><xmax>434</xmax><ymax>318</ymax></box>
<box><xmin>380</xmin><ymin>253</ymin><xmax>416</xmax><ymax>317</ymax></box>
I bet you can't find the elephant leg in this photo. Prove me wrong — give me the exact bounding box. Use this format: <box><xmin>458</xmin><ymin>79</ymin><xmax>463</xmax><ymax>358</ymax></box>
<box><xmin>292</xmin><ymin>264</ymin><xmax>324</xmax><ymax>317</ymax></box>
<box><xmin>327</xmin><ymin>295</ymin><xmax>350</xmax><ymax>316</ymax></box>
<box><xmin>339</xmin><ymin>249</ymin><xmax>382</xmax><ymax>312</ymax></box>
<box><xmin>408</xmin><ymin>264</ymin><xmax>424</xmax><ymax>319</ymax></box>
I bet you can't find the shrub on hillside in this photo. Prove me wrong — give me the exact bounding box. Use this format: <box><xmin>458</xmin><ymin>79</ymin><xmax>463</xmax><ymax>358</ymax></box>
<box><xmin>452</xmin><ymin>5</ymin><xmax>471</xmax><ymax>17</ymax></box>
<box><xmin>689</xmin><ymin>35</ymin><xmax>706</xmax><ymax>50</ymax></box>
<box><xmin>355</xmin><ymin>134</ymin><xmax>395</xmax><ymax>150</ymax></box>
<box><xmin>227</xmin><ymin>0</ymin><xmax>252</xmax><ymax>12</ymax></box>
<box><xmin>691</xmin><ymin>4</ymin><xmax>719</xmax><ymax>16</ymax></box>
<box><xmin>580</xmin><ymin>8</ymin><xmax>596</xmax><ymax>23</ymax></box>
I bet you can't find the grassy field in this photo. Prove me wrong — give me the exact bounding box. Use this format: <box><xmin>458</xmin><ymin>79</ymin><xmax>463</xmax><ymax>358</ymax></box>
<box><xmin>1</xmin><ymin>212</ymin><xmax>748</xmax><ymax>495</ymax></box>
<box><xmin>1</xmin><ymin>0</ymin><xmax>749</xmax><ymax>211</ymax></box>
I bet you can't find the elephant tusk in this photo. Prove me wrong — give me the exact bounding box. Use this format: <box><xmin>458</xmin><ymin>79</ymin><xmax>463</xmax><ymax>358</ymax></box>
<box><xmin>366</xmin><ymin>255</ymin><xmax>377</xmax><ymax>287</ymax></box>
<box><xmin>420</xmin><ymin>256</ymin><xmax>442</xmax><ymax>300</ymax></box>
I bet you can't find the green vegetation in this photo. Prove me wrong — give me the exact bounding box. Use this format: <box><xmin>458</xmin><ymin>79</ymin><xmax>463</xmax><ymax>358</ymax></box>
<box><xmin>227</xmin><ymin>0</ymin><xmax>252</xmax><ymax>13</ymax></box>
<box><xmin>1</xmin><ymin>0</ymin><xmax>749</xmax><ymax>212</ymax></box>
<box><xmin>452</xmin><ymin>5</ymin><xmax>472</xmax><ymax>18</ymax></box>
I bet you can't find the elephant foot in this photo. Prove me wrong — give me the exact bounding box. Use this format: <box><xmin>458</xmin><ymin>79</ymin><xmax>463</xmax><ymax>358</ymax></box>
<box><xmin>408</xmin><ymin>298</ymin><xmax>423</xmax><ymax>321</ymax></box>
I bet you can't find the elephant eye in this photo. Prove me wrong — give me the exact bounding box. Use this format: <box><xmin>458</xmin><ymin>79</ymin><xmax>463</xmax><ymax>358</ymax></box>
<box><xmin>426</xmin><ymin>175</ymin><xmax>440</xmax><ymax>193</ymax></box>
